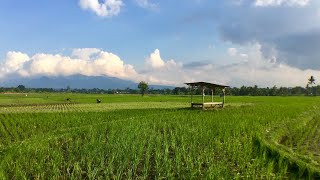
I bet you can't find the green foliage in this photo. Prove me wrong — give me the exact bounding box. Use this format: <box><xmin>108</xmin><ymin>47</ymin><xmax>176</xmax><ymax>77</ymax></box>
<box><xmin>308</xmin><ymin>76</ymin><xmax>316</xmax><ymax>86</ymax></box>
<box><xmin>16</xmin><ymin>85</ymin><xmax>26</xmax><ymax>92</ymax></box>
<box><xmin>138</xmin><ymin>81</ymin><xmax>148</xmax><ymax>96</ymax></box>
<box><xmin>1</xmin><ymin>83</ymin><xmax>320</xmax><ymax>96</ymax></box>
<box><xmin>306</xmin><ymin>76</ymin><xmax>317</xmax><ymax>96</ymax></box>
<box><xmin>0</xmin><ymin>94</ymin><xmax>320</xmax><ymax>178</ymax></box>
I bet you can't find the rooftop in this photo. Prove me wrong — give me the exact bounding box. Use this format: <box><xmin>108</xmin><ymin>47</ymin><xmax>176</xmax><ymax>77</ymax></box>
<box><xmin>185</xmin><ymin>82</ymin><xmax>229</xmax><ymax>88</ymax></box>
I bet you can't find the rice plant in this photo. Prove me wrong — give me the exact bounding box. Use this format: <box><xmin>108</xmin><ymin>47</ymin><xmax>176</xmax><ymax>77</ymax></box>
<box><xmin>0</xmin><ymin>94</ymin><xmax>319</xmax><ymax>178</ymax></box>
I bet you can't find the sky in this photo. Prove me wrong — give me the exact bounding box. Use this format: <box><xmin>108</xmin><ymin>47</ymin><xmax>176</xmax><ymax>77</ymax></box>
<box><xmin>0</xmin><ymin>0</ymin><xmax>320</xmax><ymax>87</ymax></box>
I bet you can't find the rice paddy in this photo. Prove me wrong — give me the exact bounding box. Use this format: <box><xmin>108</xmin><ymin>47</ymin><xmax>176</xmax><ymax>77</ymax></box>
<box><xmin>0</xmin><ymin>93</ymin><xmax>319</xmax><ymax>179</ymax></box>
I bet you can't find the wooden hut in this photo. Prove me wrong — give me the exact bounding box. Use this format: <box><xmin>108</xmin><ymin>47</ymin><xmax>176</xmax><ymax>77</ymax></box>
<box><xmin>185</xmin><ymin>82</ymin><xmax>229</xmax><ymax>110</ymax></box>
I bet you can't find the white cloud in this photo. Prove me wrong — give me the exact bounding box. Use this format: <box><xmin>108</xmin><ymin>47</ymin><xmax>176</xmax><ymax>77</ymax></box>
<box><xmin>3</xmin><ymin>52</ymin><xmax>30</xmax><ymax>73</ymax></box>
<box><xmin>228</xmin><ymin>48</ymin><xmax>238</xmax><ymax>56</ymax></box>
<box><xmin>216</xmin><ymin>0</ymin><xmax>320</xmax><ymax>69</ymax></box>
<box><xmin>79</xmin><ymin>0</ymin><xmax>123</xmax><ymax>17</ymax></box>
<box><xmin>72</xmin><ymin>48</ymin><xmax>101</xmax><ymax>60</ymax></box>
<box><xmin>1</xmin><ymin>47</ymin><xmax>319</xmax><ymax>87</ymax></box>
<box><xmin>139</xmin><ymin>44</ymin><xmax>320</xmax><ymax>87</ymax></box>
<box><xmin>254</xmin><ymin>0</ymin><xmax>310</xmax><ymax>7</ymax></box>
<box><xmin>240</xmin><ymin>53</ymin><xmax>249</xmax><ymax>59</ymax></box>
<box><xmin>0</xmin><ymin>49</ymin><xmax>138</xmax><ymax>80</ymax></box>
<box><xmin>228</xmin><ymin>48</ymin><xmax>249</xmax><ymax>61</ymax></box>
<box><xmin>145</xmin><ymin>49</ymin><xmax>165</xmax><ymax>69</ymax></box>
<box><xmin>135</xmin><ymin>0</ymin><xmax>159</xmax><ymax>10</ymax></box>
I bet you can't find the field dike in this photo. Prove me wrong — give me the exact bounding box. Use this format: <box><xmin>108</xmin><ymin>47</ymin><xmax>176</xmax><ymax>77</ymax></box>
<box><xmin>255</xmin><ymin>106</ymin><xmax>320</xmax><ymax>178</ymax></box>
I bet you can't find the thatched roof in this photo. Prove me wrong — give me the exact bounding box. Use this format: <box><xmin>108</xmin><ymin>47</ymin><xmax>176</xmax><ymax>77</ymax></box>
<box><xmin>185</xmin><ymin>82</ymin><xmax>229</xmax><ymax>89</ymax></box>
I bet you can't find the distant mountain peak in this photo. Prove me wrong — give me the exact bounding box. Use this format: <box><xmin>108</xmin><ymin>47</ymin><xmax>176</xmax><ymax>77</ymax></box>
<box><xmin>0</xmin><ymin>75</ymin><xmax>173</xmax><ymax>89</ymax></box>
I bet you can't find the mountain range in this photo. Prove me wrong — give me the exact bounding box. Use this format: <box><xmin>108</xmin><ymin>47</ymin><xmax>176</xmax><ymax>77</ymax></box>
<box><xmin>0</xmin><ymin>75</ymin><xmax>174</xmax><ymax>89</ymax></box>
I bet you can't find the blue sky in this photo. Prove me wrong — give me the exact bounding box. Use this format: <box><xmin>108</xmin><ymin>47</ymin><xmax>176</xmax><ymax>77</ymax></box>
<box><xmin>0</xmin><ymin>0</ymin><xmax>319</xmax><ymax>87</ymax></box>
<box><xmin>0</xmin><ymin>0</ymin><xmax>226</xmax><ymax>64</ymax></box>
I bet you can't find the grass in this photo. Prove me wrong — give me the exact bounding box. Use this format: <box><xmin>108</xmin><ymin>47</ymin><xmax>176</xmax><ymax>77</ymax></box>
<box><xmin>0</xmin><ymin>93</ymin><xmax>319</xmax><ymax>178</ymax></box>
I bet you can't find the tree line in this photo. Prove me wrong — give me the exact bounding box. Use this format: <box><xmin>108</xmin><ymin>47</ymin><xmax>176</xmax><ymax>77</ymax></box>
<box><xmin>1</xmin><ymin>84</ymin><xmax>320</xmax><ymax>96</ymax></box>
<box><xmin>0</xmin><ymin>76</ymin><xmax>317</xmax><ymax>96</ymax></box>
<box><xmin>164</xmin><ymin>85</ymin><xmax>320</xmax><ymax>96</ymax></box>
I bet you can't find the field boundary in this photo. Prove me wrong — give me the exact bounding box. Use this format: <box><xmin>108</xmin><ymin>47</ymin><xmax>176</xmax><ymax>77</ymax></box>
<box><xmin>255</xmin><ymin>106</ymin><xmax>320</xmax><ymax>178</ymax></box>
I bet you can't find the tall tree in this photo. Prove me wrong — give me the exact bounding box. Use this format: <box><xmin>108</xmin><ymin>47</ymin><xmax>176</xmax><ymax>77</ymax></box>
<box><xmin>138</xmin><ymin>81</ymin><xmax>148</xmax><ymax>96</ymax></box>
<box><xmin>308</xmin><ymin>76</ymin><xmax>316</xmax><ymax>86</ymax></box>
<box><xmin>16</xmin><ymin>85</ymin><xmax>26</xmax><ymax>92</ymax></box>
<box><xmin>306</xmin><ymin>75</ymin><xmax>316</xmax><ymax>96</ymax></box>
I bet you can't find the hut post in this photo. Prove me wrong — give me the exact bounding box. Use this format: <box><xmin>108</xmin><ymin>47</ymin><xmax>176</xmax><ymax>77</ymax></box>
<box><xmin>222</xmin><ymin>88</ymin><xmax>226</xmax><ymax>107</ymax></box>
<box><xmin>211</xmin><ymin>88</ymin><xmax>214</xmax><ymax>102</ymax></box>
<box><xmin>202</xmin><ymin>86</ymin><xmax>205</xmax><ymax>110</ymax></box>
<box><xmin>190</xmin><ymin>85</ymin><xmax>194</xmax><ymax>108</ymax></box>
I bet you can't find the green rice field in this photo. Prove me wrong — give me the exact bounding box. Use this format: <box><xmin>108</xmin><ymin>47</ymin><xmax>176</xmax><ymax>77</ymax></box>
<box><xmin>0</xmin><ymin>93</ymin><xmax>320</xmax><ymax>179</ymax></box>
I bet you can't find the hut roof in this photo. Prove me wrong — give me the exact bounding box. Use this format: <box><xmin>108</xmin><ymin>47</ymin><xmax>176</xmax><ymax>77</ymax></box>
<box><xmin>185</xmin><ymin>82</ymin><xmax>229</xmax><ymax>88</ymax></box>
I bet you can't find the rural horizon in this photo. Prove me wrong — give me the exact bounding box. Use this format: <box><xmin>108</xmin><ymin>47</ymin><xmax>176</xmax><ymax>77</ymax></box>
<box><xmin>1</xmin><ymin>0</ymin><xmax>320</xmax><ymax>179</ymax></box>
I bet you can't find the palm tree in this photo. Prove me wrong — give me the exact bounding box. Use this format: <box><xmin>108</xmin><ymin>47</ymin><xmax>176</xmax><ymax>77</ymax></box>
<box><xmin>306</xmin><ymin>76</ymin><xmax>316</xmax><ymax>96</ymax></box>
<box><xmin>308</xmin><ymin>76</ymin><xmax>316</xmax><ymax>86</ymax></box>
